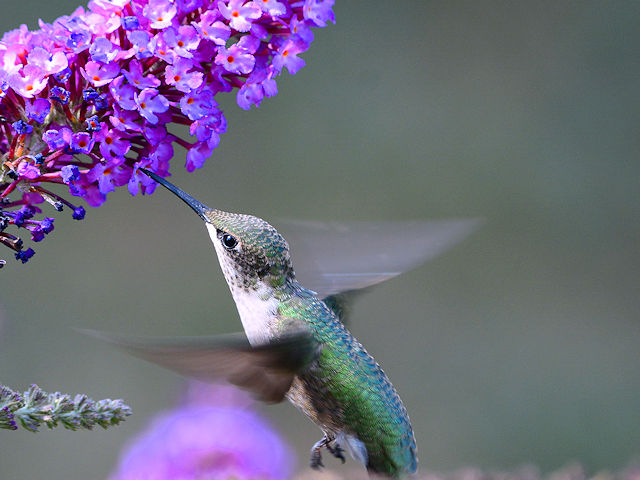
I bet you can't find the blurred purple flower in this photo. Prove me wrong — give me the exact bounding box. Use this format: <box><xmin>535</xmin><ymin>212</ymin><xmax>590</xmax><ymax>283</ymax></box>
<box><xmin>109</xmin><ymin>383</ymin><xmax>293</xmax><ymax>480</ymax></box>
<box><xmin>0</xmin><ymin>0</ymin><xmax>335</xmax><ymax>266</ymax></box>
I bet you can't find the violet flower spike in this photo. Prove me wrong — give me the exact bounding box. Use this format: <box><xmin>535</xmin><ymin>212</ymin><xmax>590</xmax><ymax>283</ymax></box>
<box><xmin>0</xmin><ymin>0</ymin><xmax>336</xmax><ymax>266</ymax></box>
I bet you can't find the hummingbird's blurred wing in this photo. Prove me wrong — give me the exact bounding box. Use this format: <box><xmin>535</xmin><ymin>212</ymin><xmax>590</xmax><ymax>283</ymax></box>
<box><xmin>80</xmin><ymin>329</ymin><xmax>316</xmax><ymax>403</ymax></box>
<box><xmin>280</xmin><ymin>218</ymin><xmax>481</xmax><ymax>299</ymax></box>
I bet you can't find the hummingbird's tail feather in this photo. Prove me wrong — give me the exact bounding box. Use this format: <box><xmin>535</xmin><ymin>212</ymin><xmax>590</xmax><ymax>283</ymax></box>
<box><xmin>78</xmin><ymin>328</ymin><xmax>316</xmax><ymax>403</ymax></box>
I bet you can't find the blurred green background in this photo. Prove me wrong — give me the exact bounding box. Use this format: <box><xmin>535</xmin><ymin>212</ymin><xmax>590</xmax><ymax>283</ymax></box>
<box><xmin>1</xmin><ymin>1</ymin><xmax>640</xmax><ymax>478</ymax></box>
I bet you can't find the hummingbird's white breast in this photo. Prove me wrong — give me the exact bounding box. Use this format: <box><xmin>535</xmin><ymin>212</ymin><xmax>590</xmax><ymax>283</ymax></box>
<box><xmin>228</xmin><ymin>283</ymin><xmax>280</xmax><ymax>346</ymax></box>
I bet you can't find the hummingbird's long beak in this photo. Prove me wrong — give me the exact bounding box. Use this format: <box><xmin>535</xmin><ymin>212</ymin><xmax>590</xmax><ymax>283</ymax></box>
<box><xmin>141</xmin><ymin>168</ymin><xmax>210</xmax><ymax>222</ymax></box>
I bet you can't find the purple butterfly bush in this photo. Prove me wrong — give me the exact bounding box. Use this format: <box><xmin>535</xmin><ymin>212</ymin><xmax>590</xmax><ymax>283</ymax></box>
<box><xmin>0</xmin><ymin>0</ymin><xmax>335</xmax><ymax>266</ymax></box>
<box><xmin>108</xmin><ymin>382</ymin><xmax>294</xmax><ymax>480</ymax></box>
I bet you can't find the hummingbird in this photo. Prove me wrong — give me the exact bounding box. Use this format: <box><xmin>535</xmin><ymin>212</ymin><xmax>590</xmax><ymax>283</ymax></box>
<box><xmin>91</xmin><ymin>168</ymin><xmax>478</xmax><ymax>478</ymax></box>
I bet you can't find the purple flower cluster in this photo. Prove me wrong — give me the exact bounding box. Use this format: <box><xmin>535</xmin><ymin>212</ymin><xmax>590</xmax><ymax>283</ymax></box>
<box><xmin>0</xmin><ymin>0</ymin><xmax>335</xmax><ymax>265</ymax></box>
<box><xmin>109</xmin><ymin>383</ymin><xmax>294</xmax><ymax>480</ymax></box>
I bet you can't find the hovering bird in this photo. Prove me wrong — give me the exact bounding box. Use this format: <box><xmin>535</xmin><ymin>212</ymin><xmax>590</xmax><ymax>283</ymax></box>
<box><xmin>90</xmin><ymin>169</ymin><xmax>478</xmax><ymax>478</ymax></box>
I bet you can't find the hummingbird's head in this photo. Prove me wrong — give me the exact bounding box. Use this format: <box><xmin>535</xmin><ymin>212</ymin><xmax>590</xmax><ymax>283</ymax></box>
<box><xmin>204</xmin><ymin>209</ymin><xmax>294</xmax><ymax>291</ymax></box>
<box><xmin>142</xmin><ymin>169</ymin><xmax>294</xmax><ymax>291</ymax></box>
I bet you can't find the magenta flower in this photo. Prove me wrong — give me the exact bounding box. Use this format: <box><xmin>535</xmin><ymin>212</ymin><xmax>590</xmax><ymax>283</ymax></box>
<box><xmin>0</xmin><ymin>0</ymin><xmax>335</xmax><ymax>266</ymax></box>
<box><xmin>165</xmin><ymin>58</ymin><xmax>204</xmax><ymax>92</ymax></box>
<box><xmin>134</xmin><ymin>88</ymin><xmax>170</xmax><ymax>123</ymax></box>
<box><xmin>70</xmin><ymin>132</ymin><xmax>95</xmax><ymax>154</ymax></box>
<box><xmin>273</xmin><ymin>37</ymin><xmax>308</xmax><ymax>74</ymax></box>
<box><xmin>16</xmin><ymin>158</ymin><xmax>40</xmax><ymax>180</ymax></box>
<box><xmin>8</xmin><ymin>65</ymin><xmax>48</xmax><ymax>98</ymax></box>
<box><xmin>143</xmin><ymin>0</ymin><xmax>178</xmax><ymax>29</ymax></box>
<box><xmin>81</xmin><ymin>61</ymin><xmax>121</xmax><ymax>87</ymax></box>
<box><xmin>25</xmin><ymin>98</ymin><xmax>51</xmax><ymax>123</ymax></box>
<box><xmin>215</xmin><ymin>44</ymin><xmax>256</xmax><ymax>75</ymax></box>
<box><xmin>257</xmin><ymin>0</ymin><xmax>287</xmax><ymax>17</ymax></box>
<box><xmin>27</xmin><ymin>47</ymin><xmax>68</xmax><ymax>76</ymax></box>
<box><xmin>108</xmin><ymin>383</ymin><xmax>294</xmax><ymax>480</ymax></box>
<box><xmin>121</xmin><ymin>60</ymin><xmax>161</xmax><ymax>90</ymax></box>
<box><xmin>218</xmin><ymin>0</ymin><xmax>262</xmax><ymax>33</ymax></box>
<box><xmin>162</xmin><ymin>26</ymin><xmax>201</xmax><ymax>58</ymax></box>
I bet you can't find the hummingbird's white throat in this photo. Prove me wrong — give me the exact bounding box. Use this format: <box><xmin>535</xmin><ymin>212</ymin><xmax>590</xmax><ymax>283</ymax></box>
<box><xmin>205</xmin><ymin>223</ymin><xmax>279</xmax><ymax>346</ymax></box>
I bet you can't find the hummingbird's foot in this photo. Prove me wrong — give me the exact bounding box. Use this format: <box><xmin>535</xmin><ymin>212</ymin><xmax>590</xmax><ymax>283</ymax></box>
<box><xmin>327</xmin><ymin>442</ymin><xmax>346</xmax><ymax>464</ymax></box>
<box><xmin>310</xmin><ymin>436</ymin><xmax>346</xmax><ymax>469</ymax></box>
<box><xmin>310</xmin><ymin>437</ymin><xmax>326</xmax><ymax>470</ymax></box>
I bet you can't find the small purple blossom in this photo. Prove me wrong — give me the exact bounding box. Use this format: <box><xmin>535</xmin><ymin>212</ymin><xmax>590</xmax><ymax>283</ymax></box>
<box><xmin>26</xmin><ymin>216</ymin><xmax>54</xmax><ymax>242</ymax></box>
<box><xmin>61</xmin><ymin>165</ymin><xmax>81</xmax><ymax>183</ymax></box>
<box><xmin>87</xmin><ymin>159</ymin><xmax>131</xmax><ymax>195</ymax></box>
<box><xmin>109</xmin><ymin>76</ymin><xmax>138</xmax><ymax>111</ymax></box>
<box><xmin>85</xmin><ymin>115</ymin><xmax>102</xmax><ymax>132</ymax></box>
<box><xmin>50</xmin><ymin>86</ymin><xmax>70</xmax><ymax>104</ymax></box>
<box><xmin>179</xmin><ymin>87</ymin><xmax>219</xmax><ymax>120</ymax></box>
<box><xmin>16</xmin><ymin>158</ymin><xmax>40</xmax><ymax>179</ymax></box>
<box><xmin>93</xmin><ymin>93</ymin><xmax>110</xmax><ymax>110</ymax></box>
<box><xmin>163</xmin><ymin>25</ymin><xmax>201</xmax><ymax>58</ymax></box>
<box><xmin>12</xmin><ymin>120</ymin><xmax>33</xmax><ymax>135</ymax></box>
<box><xmin>143</xmin><ymin>0</ymin><xmax>178</xmax><ymax>29</ymax></box>
<box><xmin>7</xmin><ymin>66</ymin><xmax>48</xmax><ymax>98</ymax></box>
<box><xmin>237</xmin><ymin>81</ymin><xmax>265</xmax><ymax>110</ymax></box>
<box><xmin>43</xmin><ymin>127</ymin><xmax>72</xmax><ymax>150</ymax></box>
<box><xmin>89</xmin><ymin>37</ymin><xmax>119</xmax><ymax>64</ymax></box>
<box><xmin>186</xmin><ymin>136</ymin><xmax>219</xmax><ymax>171</ymax></box>
<box><xmin>122</xmin><ymin>16</ymin><xmax>140</xmax><ymax>30</ymax></box>
<box><xmin>54</xmin><ymin>67</ymin><xmax>72</xmax><ymax>83</ymax></box>
<box><xmin>72</xmin><ymin>206</ymin><xmax>86</xmax><ymax>220</ymax></box>
<box><xmin>108</xmin><ymin>384</ymin><xmax>293</xmax><ymax>480</ymax></box>
<box><xmin>290</xmin><ymin>14</ymin><xmax>315</xmax><ymax>43</ymax></box>
<box><xmin>15</xmin><ymin>247</ymin><xmax>35</xmax><ymax>263</ymax></box>
<box><xmin>194</xmin><ymin>11</ymin><xmax>230</xmax><ymax>45</ymax></box>
<box><xmin>12</xmin><ymin>205</ymin><xmax>35</xmax><ymax>227</ymax></box>
<box><xmin>122</xmin><ymin>60</ymin><xmax>161</xmax><ymax>90</ymax></box>
<box><xmin>81</xmin><ymin>61</ymin><xmax>120</xmax><ymax>87</ymax></box>
<box><xmin>128</xmin><ymin>161</ymin><xmax>158</xmax><ymax>196</ymax></box>
<box><xmin>215</xmin><ymin>44</ymin><xmax>256</xmax><ymax>74</ymax></box>
<box><xmin>127</xmin><ymin>30</ymin><xmax>154</xmax><ymax>59</ymax></box>
<box><xmin>219</xmin><ymin>0</ymin><xmax>262</xmax><ymax>33</ymax></box>
<box><xmin>109</xmin><ymin>105</ymin><xmax>143</xmax><ymax>132</ymax></box>
<box><xmin>134</xmin><ymin>88</ymin><xmax>170</xmax><ymax>124</ymax></box>
<box><xmin>66</xmin><ymin>31</ymin><xmax>92</xmax><ymax>53</ymax></box>
<box><xmin>165</xmin><ymin>58</ymin><xmax>203</xmax><ymax>92</ymax></box>
<box><xmin>82</xmin><ymin>87</ymin><xmax>100</xmax><ymax>102</ymax></box>
<box><xmin>177</xmin><ymin>0</ymin><xmax>203</xmax><ymax>14</ymax></box>
<box><xmin>95</xmin><ymin>125</ymin><xmax>131</xmax><ymax>160</ymax></box>
<box><xmin>26</xmin><ymin>47</ymin><xmax>68</xmax><ymax>75</ymax></box>
<box><xmin>25</xmin><ymin>98</ymin><xmax>51</xmax><ymax>123</ymax></box>
<box><xmin>273</xmin><ymin>37</ymin><xmax>308</xmax><ymax>74</ymax></box>
<box><xmin>303</xmin><ymin>0</ymin><xmax>336</xmax><ymax>27</ymax></box>
<box><xmin>40</xmin><ymin>218</ymin><xmax>54</xmax><ymax>234</ymax></box>
<box><xmin>257</xmin><ymin>0</ymin><xmax>287</xmax><ymax>17</ymax></box>
<box><xmin>0</xmin><ymin>0</ymin><xmax>335</xmax><ymax>264</ymax></box>
<box><xmin>69</xmin><ymin>132</ymin><xmax>95</xmax><ymax>154</ymax></box>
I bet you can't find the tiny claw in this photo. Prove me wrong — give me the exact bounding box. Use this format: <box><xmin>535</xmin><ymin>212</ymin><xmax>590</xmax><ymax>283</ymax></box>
<box><xmin>310</xmin><ymin>450</ymin><xmax>324</xmax><ymax>470</ymax></box>
<box><xmin>310</xmin><ymin>436</ymin><xmax>328</xmax><ymax>470</ymax></box>
<box><xmin>327</xmin><ymin>443</ymin><xmax>346</xmax><ymax>464</ymax></box>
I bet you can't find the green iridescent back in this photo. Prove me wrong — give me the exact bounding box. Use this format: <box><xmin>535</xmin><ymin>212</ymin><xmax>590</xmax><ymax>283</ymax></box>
<box><xmin>280</xmin><ymin>289</ymin><xmax>418</xmax><ymax>476</ymax></box>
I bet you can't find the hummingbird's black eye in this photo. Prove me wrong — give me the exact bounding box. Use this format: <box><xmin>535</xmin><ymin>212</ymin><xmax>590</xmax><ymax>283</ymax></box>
<box><xmin>221</xmin><ymin>233</ymin><xmax>238</xmax><ymax>250</ymax></box>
